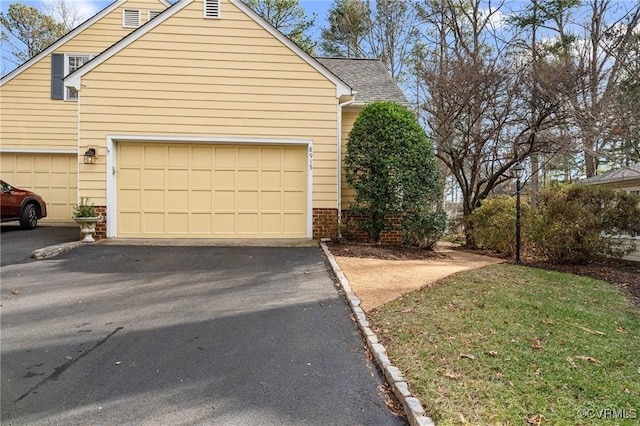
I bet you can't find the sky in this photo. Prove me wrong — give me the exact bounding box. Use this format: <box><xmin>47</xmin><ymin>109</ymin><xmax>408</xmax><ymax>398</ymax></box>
<box><xmin>0</xmin><ymin>0</ymin><xmax>334</xmax><ymax>27</ymax></box>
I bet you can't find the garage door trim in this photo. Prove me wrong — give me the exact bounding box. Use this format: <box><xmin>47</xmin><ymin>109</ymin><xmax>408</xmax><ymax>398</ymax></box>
<box><xmin>106</xmin><ymin>135</ymin><xmax>314</xmax><ymax>238</ymax></box>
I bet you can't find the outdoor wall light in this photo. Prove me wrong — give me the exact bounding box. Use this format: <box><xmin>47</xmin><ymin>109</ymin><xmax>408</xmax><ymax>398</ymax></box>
<box><xmin>84</xmin><ymin>148</ymin><xmax>97</xmax><ymax>164</ymax></box>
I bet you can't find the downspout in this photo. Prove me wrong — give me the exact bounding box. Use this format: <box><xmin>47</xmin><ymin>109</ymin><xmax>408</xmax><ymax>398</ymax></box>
<box><xmin>337</xmin><ymin>95</ymin><xmax>356</xmax><ymax>239</ymax></box>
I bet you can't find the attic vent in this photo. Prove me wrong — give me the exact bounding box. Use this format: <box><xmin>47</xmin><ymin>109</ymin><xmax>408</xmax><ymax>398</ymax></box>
<box><xmin>204</xmin><ymin>0</ymin><xmax>220</xmax><ymax>18</ymax></box>
<box><xmin>123</xmin><ymin>9</ymin><xmax>140</xmax><ymax>28</ymax></box>
<box><xmin>149</xmin><ymin>10</ymin><xmax>162</xmax><ymax>20</ymax></box>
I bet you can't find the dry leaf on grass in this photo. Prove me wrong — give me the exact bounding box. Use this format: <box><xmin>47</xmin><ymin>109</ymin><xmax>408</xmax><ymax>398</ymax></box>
<box><xmin>460</xmin><ymin>353</ymin><xmax>475</xmax><ymax>360</ymax></box>
<box><xmin>527</xmin><ymin>414</ymin><xmax>545</xmax><ymax>425</ymax></box>
<box><xmin>575</xmin><ymin>355</ymin><xmax>601</xmax><ymax>364</ymax></box>
<box><xmin>443</xmin><ymin>370</ymin><xmax>463</xmax><ymax>379</ymax></box>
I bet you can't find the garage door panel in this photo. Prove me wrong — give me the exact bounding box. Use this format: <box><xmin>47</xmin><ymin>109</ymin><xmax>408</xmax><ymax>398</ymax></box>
<box><xmin>238</xmin><ymin>213</ymin><xmax>258</xmax><ymax>233</ymax></box>
<box><xmin>168</xmin><ymin>146</ymin><xmax>189</xmax><ymax>167</ymax></box>
<box><xmin>238</xmin><ymin>148</ymin><xmax>259</xmax><ymax>168</ymax></box>
<box><xmin>191</xmin><ymin>214</ymin><xmax>212</xmax><ymax>232</ymax></box>
<box><xmin>144</xmin><ymin>146</ymin><xmax>166</xmax><ymax>167</ymax></box>
<box><xmin>143</xmin><ymin>190</ymin><xmax>165</xmax><ymax>210</ymax></box>
<box><xmin>215</xmin><ymin>148</ymin><xmax>236</xmax><ymax>168</ymax></box>
<box><xmin>215</xmin><ymin>213</ymin><xmax>235</xmax><ymax>233</ymax></box>
<box><xmin>167</xmin><ymin>213</ymin><xmax>189</xmax><ymax>233</ymax></box>
<box><xmin>192</xmin><ymin>147</ymin><xmax>213</xmax><ymax>168</ymax></box>
<box><xmin>261</xmin><ymin>192</ymin><xmax>281</xmax><ymax>211</ymax></box>
<box><xmin>261</xmin><ymin>171</ymin><xmax>281</xmax><ymax>188</ymax></box>
<box><xmin>215</xmin><ymin>170</ymin><xmax>235</xmax><ymax>187</ymax></box>
<box><xmin>237</xmin><ymin>170</ymin><xmax>258</xmax><ymax>187</ymax></box>
<box><xmin>0</xmin><ymin>153</ymin><xmax>77</xmax><ymax>222</ymax></box>
<box><xmin>214</xmin><ymin>191</ymin><xmax>235</xmax><ymax>210</ymax></box>
<box><xmin>117</xmin><ymin>143</ymin><xmax>307</xmax><ymax>238</ymax></box>
<box><xmin>167</xmin><ymin>190</ymin><xmax>188</xmax><ymax>207</ymax></box>
<box><xmin>190</xmin><ymin>191</ymin><xmax>212</xmax><ymax>210</ymax></box>
<box><xmin>191</xmin><ymin>170</ymin><xmax>212</xmax><ymax>188</ymax></box>
<box><xmin>167</xmin><ymin>169</ymin><xmax>188</xmax><ymax>187</ymax></box>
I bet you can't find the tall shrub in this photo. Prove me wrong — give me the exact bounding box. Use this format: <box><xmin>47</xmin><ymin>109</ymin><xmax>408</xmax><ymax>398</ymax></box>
<box><xmin>344</xmin><ymin>101</ymin><xmax>441</xmax><ymax>242</ymax></box>
<box><xmin>529</xmin><ymin>184</ymin><xmax>640</xmax><ymax>264</ymax></box>
<box><xmin>470</xmin><ymin>195</ymin><xmax>531</xmax><ymax>256</ymax></box>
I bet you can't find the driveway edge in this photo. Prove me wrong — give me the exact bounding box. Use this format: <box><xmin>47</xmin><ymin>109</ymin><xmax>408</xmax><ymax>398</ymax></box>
<box><xmin>31</xmin><ymin>241</ymin><xmax>85</xmax><ymax>260</ymax></box>
<box><xmin>320</xmin><ymin>242</ymin><xmax>436</xmax><ymax>426</ymax></box>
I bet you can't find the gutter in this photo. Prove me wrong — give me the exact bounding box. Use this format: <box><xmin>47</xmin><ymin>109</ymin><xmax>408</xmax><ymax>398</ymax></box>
<box><xmin>337</xmin><ymin>95</ymin><xmax>356</xmax><ymax>238</ymax></box>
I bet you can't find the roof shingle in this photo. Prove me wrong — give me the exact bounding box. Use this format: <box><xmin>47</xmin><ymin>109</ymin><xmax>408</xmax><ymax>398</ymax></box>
<box><xmin>316</xmin><ymin>57</ymin><xmax>408</xmax><ymax>105</ymax></box>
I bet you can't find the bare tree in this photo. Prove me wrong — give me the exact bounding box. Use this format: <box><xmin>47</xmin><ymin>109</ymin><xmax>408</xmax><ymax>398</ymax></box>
<box><xmin>367</xmin><ymin>0</ymin><xmax>419</xmax><ymax>83</ymax></box>
<box><xmin>417</xmin><ymin>0</ymin><xmax>569</xmax><ymax>245</ymax></box>
<box><xmin>565</xmin><ymin>0</ymin><xmax>640</xmax><ymax>176</ymax></box>
<box><xmin>45</xmin><ymin>0</ymin><xmax>84</xmax><ymax>31</ymax></box>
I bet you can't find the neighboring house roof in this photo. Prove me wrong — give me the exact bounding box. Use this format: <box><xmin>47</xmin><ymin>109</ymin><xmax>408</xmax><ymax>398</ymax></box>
<box><xmin>316</xmin><ymin>58</ymin><xmax>408</xmax><ymax>105</ymax></box>
<box><xmin>583</xmin><ymin>163</ymin><xmax>640</xmax><ymax>185</ymax></box>
<box><xmin>66</xmin><ymin>0</ymin><xmax>352</xmax><ymax>99</ymax></box>
<box><xmin>0</xmin><ymin>0</ymin><xmax>171</xmax><ymax>85</ymax></box>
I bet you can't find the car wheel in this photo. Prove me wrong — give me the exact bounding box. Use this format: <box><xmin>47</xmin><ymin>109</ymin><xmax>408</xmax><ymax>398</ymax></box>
<box><xmin>20</xmin><ymin>204</ymin><xmax>38</xmax><ymax>229</ymax></box>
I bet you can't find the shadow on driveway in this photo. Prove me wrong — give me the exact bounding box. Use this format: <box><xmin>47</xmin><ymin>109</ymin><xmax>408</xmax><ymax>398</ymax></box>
<box><xmin>1</xmin><ymin>245</ymin><xmax>406</xmax><ymax>425</ymax></box>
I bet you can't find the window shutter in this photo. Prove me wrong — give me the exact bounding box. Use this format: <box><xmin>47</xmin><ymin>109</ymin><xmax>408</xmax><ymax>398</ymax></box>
<box><xmin>51</xmin><ymin>53</ymin><xmax>64</xmax><ymax>100</ymax></box>
<box><xmin>204</xmin><ymin>0</ymin><xmax>220</xmax><ymax>18</ymax></box>
<box><xmin>123</xmin><ymin>9</ymin><xmax>140</xmax><ymax>27</ymax></box>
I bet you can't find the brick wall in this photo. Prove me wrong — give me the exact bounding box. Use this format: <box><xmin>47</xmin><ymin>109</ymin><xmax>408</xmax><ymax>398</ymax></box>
<box><xmin>341</xmin><ymin>211</ymin><xmax>403</xmax><ymax>244</ymax></box>
<box><xmin>312</xmin><ymin>208</ymin><xmax>338</xmax><ymax>240</ymax></box>
<box><xmin>94</xmin><ymin>206</ymin><xmax>107</xmax><ymax>240</ymax></box>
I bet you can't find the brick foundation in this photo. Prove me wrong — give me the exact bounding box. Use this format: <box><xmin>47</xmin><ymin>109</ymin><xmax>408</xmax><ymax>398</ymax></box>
<box><xmin>341</xmin><ymin>211</ymin><xmax>403</xmax><ymax>244</ymax></box>
<box><xmin>94</xmin><ymin>206</ymin><xmax>107</xmax><ymax>240</ymax></box>
<box><xmin>312</xmin><ymin>208</ymin><xmax>338</xmax><ymax>240</ymax></box>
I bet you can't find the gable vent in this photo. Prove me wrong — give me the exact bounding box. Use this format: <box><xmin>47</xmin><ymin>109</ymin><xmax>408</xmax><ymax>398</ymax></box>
<box><xmin>204</xmin><ymin>0</ymin><xmax>220</xmax><ymax>18</ymax></box>
<box><xmin>123</xmin><ymin>9</ymin><xmax>140</xmax><ymax>28</ymax></box>
<box><xmin>149</xmin><ymin>10</ymin><xmax>162</xmax><ymax>20</ymax></box>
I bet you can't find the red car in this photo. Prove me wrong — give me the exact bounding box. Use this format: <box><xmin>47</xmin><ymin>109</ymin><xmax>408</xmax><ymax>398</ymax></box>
<box><xmin>0</xmin><ymin>180</ymin><xmax>47</xmax><ymax>229</ymax></box>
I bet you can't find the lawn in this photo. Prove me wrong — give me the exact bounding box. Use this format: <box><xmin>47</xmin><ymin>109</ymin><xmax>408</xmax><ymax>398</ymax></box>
<box><xmin>370</xmin><ymin>264</ymin><xmax>640</xmax><ymax>425</ymax></box>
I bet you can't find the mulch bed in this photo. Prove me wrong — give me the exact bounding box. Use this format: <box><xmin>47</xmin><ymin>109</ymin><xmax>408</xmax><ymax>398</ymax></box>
<box><xmin>327</xmin><ymin>242</ymin><xmax>640</xmax><ymax>309</ymax></box>
<box><xmin>326</xmin><ymin>242</ymin><xmax>446</xmax><ymax>261</ymax></box>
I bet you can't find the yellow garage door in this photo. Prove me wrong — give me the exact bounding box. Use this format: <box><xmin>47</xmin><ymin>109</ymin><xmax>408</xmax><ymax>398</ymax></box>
<box><xmin>117</xmin><ymin>143</ymin><xmax>307</xmax><ymax>238</ymax></box>
<box><xmin>0</xmin><ymin>153</ymin><xmax>77</xmax><ymax>222</ymax></box>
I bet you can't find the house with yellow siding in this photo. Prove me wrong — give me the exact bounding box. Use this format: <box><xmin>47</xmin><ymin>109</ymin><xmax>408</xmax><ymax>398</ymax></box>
<box><xmin>1</xmin><ymin>0</ymin><xmax>407</xmax><ymax>240</ymax></box>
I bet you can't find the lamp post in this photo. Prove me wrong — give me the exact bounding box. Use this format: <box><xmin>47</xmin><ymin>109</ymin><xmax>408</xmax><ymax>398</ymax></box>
<box><xmin>512</xmin><ymin>162</ymin><xmax>525</xmax><ymax>263</ymax></box>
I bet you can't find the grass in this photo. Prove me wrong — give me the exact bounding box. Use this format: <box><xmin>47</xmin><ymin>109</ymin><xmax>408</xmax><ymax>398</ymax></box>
<box><xmin>370</xmin><ymin>264</ymin><xmax>640</xmax><ymax>425</ymax></box>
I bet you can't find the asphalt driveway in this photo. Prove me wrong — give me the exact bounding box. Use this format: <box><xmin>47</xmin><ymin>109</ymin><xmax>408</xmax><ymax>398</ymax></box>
<box><xmin>1</xmin><ymin>244</ymin><xmax>405</xmax><ymax>425</ymax></box>
<box><xmin>1</xmin><ymin>224</ymin><xmax>79</xmax><ymax>266</ymax></box>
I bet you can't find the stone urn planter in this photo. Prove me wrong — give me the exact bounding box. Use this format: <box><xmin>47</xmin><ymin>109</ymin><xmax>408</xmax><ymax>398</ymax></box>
<box><xmin>73</xmin><ymin>215</ymin><xmax>103</xmax><ymax>242</ymax></box>
<box><xmin>72</xmin><ymin>197</ymin><xmax>102</xmax><ymax>242</ymax></box>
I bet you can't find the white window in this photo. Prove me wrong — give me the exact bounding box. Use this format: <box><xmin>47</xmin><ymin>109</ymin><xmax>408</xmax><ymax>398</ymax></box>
<box><xmin>65</xmin><ymin>54</ymin><xmax>92</xmax><ymax>100</ymax></box>
<box><xmin>149</xmin><ymin>10</ymin><xmax>162</xmax><ymax>20</ymax></box>
<box><xmin>204</xmin><ymin>0</ymin><xmax>220</xmax><ymax>18</ymax></box>
<box><xmin>123</xmin><ymin>9</ymin><xmax>141</xmax><ymax>27</ymax></box>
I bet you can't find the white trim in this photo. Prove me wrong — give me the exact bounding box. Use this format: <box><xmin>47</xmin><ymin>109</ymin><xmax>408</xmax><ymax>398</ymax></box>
<box><xmin>64</xmin><ymin>53</ymin><xmax>93</xmax><ymax>100</ymax></box>
<box><xmin>0</xmin><ymin>0</ymin><xmax>127</xmax><ymax>86</ymax></box>
<box><xmin>0</xmin><ymin>148</ymin><xmax>77</xmax><ymax>154</ymax></box>
<box><xmin>105</xmin><ymin>134</ymin><xmax>314</xmax><ymax>239</ymax></box>
<box><xmin>158</xmin><ymin>0</ymin><xmax>171</xmax><ymax>7</ymax></box>
<box><xmin>66</xmin><ymin>0</ymin><xmax>194</xmax><ymax>91</ymax></box>
<box><xmin>229</xmin><ymin>0</ymin><xmax>351</xmax><ymax>99</ymax></box>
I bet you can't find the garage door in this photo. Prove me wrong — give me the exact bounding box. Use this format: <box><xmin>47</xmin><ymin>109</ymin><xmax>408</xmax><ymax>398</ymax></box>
<box><xmin>0</xmin><ymin>153</ymin><xmax>77</xmax><ymax>222</ymax></box>
<box><xmin>116</xmin><ymin>143</ymin><xmax>308</xmax><ymax>238</ymax></box>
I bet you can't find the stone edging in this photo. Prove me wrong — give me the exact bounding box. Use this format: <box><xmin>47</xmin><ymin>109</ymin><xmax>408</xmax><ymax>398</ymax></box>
<box><xmin>320</xmin><ymin>242</ymin><xmax>435</xmax><ymax>426</ymax></box>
